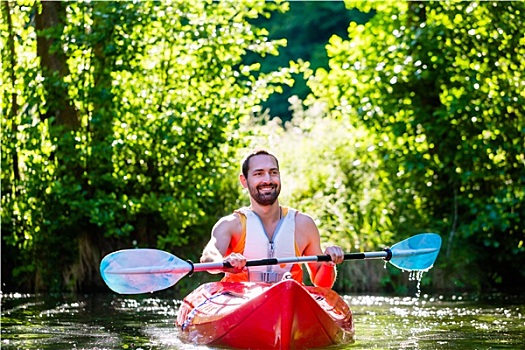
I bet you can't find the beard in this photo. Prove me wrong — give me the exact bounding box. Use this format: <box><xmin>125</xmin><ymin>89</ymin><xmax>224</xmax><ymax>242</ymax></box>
<box><xmin>248</xmin><ymin>183</ymin><xmax>280</xmax><ymax>206</ymax></box>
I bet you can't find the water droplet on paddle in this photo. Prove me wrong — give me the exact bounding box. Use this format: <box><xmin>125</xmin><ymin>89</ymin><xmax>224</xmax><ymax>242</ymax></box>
<box><xmin>409</xmin><ymin>270</ymin><xmax>425</xmax><ymax>298</ymax></box>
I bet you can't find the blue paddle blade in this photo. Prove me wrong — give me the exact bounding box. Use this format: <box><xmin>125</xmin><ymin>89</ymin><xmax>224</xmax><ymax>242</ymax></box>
<box><xmin>389</xmin><ymin>233</ymin><xmax>442</xmax><ymax>271</ymax></box>
<box><xmin>100</xmin><ymin>249</ymin><xmax>191</xmax><ymax>294</ymax></box>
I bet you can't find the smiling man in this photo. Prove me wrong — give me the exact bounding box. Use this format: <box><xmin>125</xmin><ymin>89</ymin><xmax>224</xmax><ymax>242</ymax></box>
<box><xmin>200</xmin><ymin>149</ymin><xmax>344</xmax><ymax>288</ymax></box>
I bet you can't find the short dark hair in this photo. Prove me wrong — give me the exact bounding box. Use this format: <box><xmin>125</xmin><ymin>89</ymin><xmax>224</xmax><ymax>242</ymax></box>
<box><xmin>241</xmin><ymin>149</ymin><xmax>279</xmax><ymax>178</ymax></box>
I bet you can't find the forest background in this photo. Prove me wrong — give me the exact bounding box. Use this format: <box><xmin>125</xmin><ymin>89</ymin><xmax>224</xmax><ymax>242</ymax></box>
<box><xmin>1</xmin><ymin>0</ymin><xmax>524</xmax><ymax>295</ymax></box>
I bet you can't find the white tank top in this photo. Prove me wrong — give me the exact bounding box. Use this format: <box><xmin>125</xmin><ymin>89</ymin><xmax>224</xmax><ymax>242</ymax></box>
<box><xmin>238</xmin><ymin>207</ymin><xmax>297</xmax><ymax>283</ymax></box>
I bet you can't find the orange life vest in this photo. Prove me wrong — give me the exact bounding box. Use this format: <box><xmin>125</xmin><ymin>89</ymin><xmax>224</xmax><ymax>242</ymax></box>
<box><xmin>221</xmin><ymin>206</ymin><xmax>304</xmax><ymax>284</ymax></box>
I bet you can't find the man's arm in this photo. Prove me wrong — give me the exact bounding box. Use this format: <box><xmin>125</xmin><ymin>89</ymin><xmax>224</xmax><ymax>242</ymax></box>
<box><xmin>200</xmin><ymin>213</ymin><xmax>246</xmax><ymax>273</ymax></box>
<box><xmin>297</xmin><ymin>213</ymin><xmax>344</xmax><ymax>288</ymax></box>
<box><xmin>309</xmin><ymin>246</ymin><xmax>342</xmax><ymax>288</ymax></box>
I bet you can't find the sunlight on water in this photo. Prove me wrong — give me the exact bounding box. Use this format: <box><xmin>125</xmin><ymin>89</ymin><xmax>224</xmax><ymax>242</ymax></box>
<box><xmin>346</xmin><ymin>293</ymin><xmax>525</xmax><ymax>350</ymax></box>
<box><xmin>1</xmin><ymin>291</ymin><xmax>524</xmax><ymax>349</ymax></box>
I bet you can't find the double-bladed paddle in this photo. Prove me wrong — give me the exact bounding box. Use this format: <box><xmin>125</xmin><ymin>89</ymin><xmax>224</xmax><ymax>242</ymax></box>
<box><xmin>100</xmin><ymin>233</ymin><xmax>441</xmax><ymax>294</ymax></box>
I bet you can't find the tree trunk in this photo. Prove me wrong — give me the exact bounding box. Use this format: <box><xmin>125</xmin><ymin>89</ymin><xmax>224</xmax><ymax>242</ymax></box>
<box><xmin>34</xmin><ymin>1</ymin><xmax>84</xmax><ymax>292</ymax></box>
<box><xmin>35</xmin><ymin>1</ymin><xmax>80</xmax><ymax>129</ymax></box>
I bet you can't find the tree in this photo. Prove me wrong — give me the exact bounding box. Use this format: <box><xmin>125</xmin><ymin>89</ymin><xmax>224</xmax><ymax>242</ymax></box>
<box><xmin>306</xmin><ymin>1</ymin><xmax>525</xmax><ymax>291</ymax></box>
<box><xmin>1</xmin><ymin>0</ymin><xmax>293</xmax><ymax>292</ymax></box>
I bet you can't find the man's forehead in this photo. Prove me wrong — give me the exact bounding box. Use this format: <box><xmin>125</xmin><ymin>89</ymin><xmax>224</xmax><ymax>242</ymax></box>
<box><xmin>249</xmin><ymin>154</ymin><xmax>278</xmax><ymax>169</ymax></box>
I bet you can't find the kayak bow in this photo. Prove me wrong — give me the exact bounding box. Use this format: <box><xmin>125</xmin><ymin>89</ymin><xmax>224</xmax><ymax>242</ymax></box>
<box><xmin>176</xmin><ymin>279</ymin><xmax>354</xmax><ymax>349</ymax></box>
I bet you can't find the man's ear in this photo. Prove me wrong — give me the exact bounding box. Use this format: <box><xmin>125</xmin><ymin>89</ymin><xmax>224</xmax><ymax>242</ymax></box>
<box><xmin>239</xmin><ymin>174</ymin><xmax>248</xmax><ymax>189</ymax></box>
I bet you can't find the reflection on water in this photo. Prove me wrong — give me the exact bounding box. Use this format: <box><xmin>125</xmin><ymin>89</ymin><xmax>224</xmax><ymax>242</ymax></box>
<box><xmin>346</xmin><ymin>294</ymin><xmax>525</xmax><ymax>350</ymax></box>
<box><xmin>1</xmin><ymin>291</ymin><xmax>524</xmax><ymax>349</ymax></box>
<box><xmin>1</xmin><ymin>292</ymin><xmax>183</xmax><ymax>350</ymax></box>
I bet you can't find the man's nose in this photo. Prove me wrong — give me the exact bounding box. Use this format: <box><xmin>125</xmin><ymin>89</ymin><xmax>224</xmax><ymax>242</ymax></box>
<box><xmin>261</xmin><ymin>172</ymin><xmax>271</xmax><ymax>182</ymax></box>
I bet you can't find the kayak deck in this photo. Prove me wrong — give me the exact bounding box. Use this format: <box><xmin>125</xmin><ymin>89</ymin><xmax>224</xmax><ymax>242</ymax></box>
<box><xmin>176</xmin><ymin>279</ymin><xmax>354</xmax><ymax>349</ymax></box>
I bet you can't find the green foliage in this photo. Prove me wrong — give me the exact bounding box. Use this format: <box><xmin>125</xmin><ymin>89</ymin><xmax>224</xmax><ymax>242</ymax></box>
<box><xmin>1</xmin><ymin>0</ymin><xmax>292</xmax><ymax>292</ymax></box>
<box><xmin>306</xmin><ymin>0</ymin><xmax>525</xmax><ymax>290</ymax></box>
<box><xmin>3</xmin><ymin>0</ymin><xmax>523</xmax><ymax>294</ymax></box>
<box><xmin>245</xmin><ymin>1</ymin><xmax>374</xmax><ymax>121</ymax></box>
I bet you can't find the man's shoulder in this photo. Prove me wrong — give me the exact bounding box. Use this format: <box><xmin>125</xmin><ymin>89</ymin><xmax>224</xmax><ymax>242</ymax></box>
<box><xmin>214</xmin><ymin>211</ymin><xmax>243</xmax><ymax>233</ymax></box>
<box><xmin>293</xmin><ymin>210</ymin><xmax>318</xmax><ymax>235</ymax></box>
<box><xmin>217</xmin><ymin>211</ymin><xmax>242</xmax><ymax>224</ymax></box>
<box><xmin>292</xmin><ymin>209</ymin><xmax>314</xmax><ymax>221</ymax></box>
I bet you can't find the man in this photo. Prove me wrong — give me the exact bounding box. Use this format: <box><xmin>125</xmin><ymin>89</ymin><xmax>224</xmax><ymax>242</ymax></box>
<box><xmin>200</xmin><ymin>149</ymin><xmax>344</xmax><ymax>288</ymax></box>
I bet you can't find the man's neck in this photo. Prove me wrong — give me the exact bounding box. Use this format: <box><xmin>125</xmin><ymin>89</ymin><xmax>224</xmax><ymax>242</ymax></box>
<box><xmin>249</xmin><ymin>201</ymin><xmax>281</xmax><ymax>222</ymax></box>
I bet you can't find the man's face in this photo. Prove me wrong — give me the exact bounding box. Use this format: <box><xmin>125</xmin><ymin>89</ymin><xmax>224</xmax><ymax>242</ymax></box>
<box><xmin>243</xmin><ymin>154</ymin><xmax>281</xmax><ymax>206</ymax></box>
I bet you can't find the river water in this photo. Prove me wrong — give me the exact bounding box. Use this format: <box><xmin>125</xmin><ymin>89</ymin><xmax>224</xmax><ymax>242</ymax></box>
<box><xmin>1</xmin><ymin>289</ymin><xmax>524</xmax><ymax>349</ymax></box>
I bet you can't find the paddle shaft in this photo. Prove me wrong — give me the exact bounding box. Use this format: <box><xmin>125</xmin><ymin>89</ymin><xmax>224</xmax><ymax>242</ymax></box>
<box><xmin>191</xmin><ymin>249</ymin><xmax>394</xmax><ymax>273</ymax></box>
<box><xmin>103</xmin><ymin>247</ymin><xmax>439</xmax><ymax>275</ymax></box>
<box><xmin>102</xmin><ymin>251</ymin><xmax>391</xmax><ymax>275</ymax></box>
<box><xmin>193</xmin><ymin>246</ymin><xmax>439</xmax><ymax>273</ymax></box>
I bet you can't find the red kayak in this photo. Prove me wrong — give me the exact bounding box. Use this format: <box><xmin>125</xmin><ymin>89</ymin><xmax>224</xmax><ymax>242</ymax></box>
<box><xmin>176</xmin><ymin>279</ymin><xmax>354</xmax><ymax>349</ymax></box>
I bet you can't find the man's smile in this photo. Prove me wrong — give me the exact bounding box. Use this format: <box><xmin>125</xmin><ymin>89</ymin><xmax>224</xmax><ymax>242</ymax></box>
<box><xmin>257</xmin><ymin>185</ymin><xmax>276</xmax><ymax>192</ymax></box>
